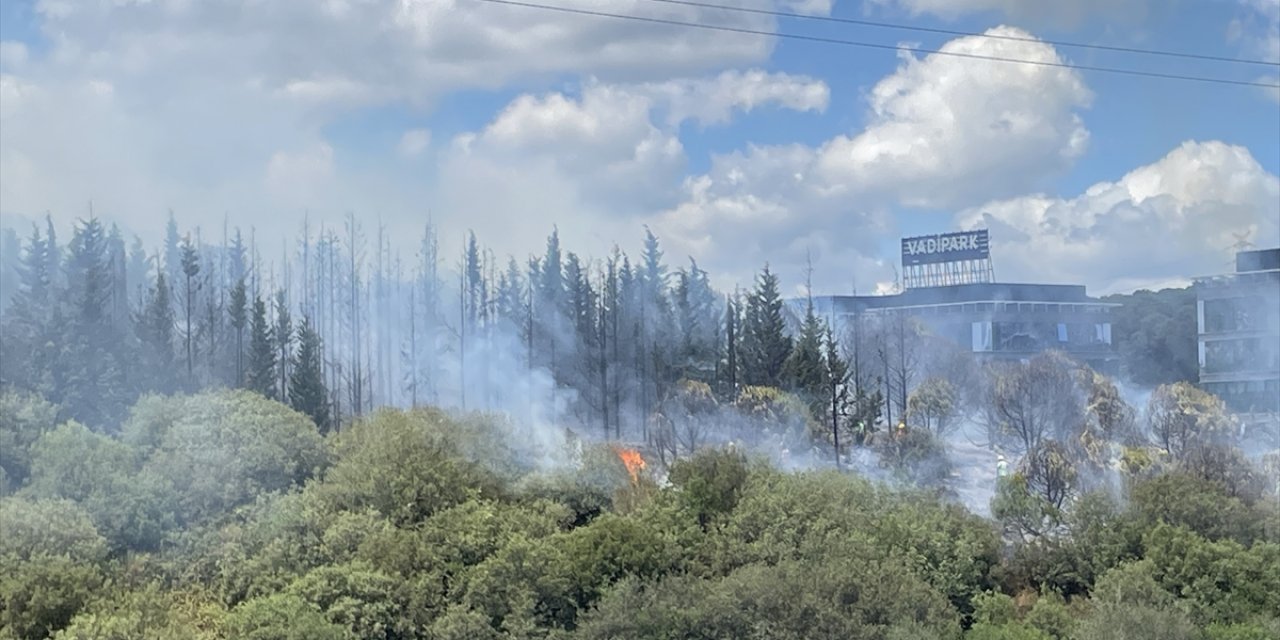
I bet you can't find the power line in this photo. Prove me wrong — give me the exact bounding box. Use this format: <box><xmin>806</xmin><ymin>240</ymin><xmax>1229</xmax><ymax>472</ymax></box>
<box><xmin>474</xmin><ymin>0</ymin><xmax>1280</xmax><ymax>89</ymax></box>
<box><xmin>637</xmin><ymin>0</ymin><xmax>1280</xmax><ymax>68</ymax></box>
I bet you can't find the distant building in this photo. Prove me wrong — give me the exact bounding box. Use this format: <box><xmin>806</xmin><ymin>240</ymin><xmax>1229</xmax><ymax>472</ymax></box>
<box><xmin>809</xmin><ymin>230</ymin><xmax>1120</xmax><ymax>374</ymax></box>
<box><xmin>1194</xmin><ymin>248</ymin><xmax>1280</xmax><ymax>414</ymax></box>
<box><xmin>812</xmin><ymin>282</ymin><xmax>1120</xmax><ymax>373</ymax></box>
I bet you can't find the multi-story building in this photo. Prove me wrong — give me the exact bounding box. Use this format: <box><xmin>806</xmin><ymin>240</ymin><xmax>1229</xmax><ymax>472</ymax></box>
<box><xmin>812</xmin><ymin>282</ymin><xmax>1120</xmax><ymax>373</ymax></box>
<box><xmin>809</xmin><ymin>229</ymin><xmax>1120</xmax><ymax>373</ymax></box>
<box><xmin>1194</xmin><ymin>248</ymin><xmax>1280</xmax><ymax>414</ymax></box>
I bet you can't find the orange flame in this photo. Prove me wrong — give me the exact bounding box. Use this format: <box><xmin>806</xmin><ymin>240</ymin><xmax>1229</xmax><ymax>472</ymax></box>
<box><xmin>615</xmin><ymin>447</ymin><xmax>646</xmax><ymax>483</ymax></box>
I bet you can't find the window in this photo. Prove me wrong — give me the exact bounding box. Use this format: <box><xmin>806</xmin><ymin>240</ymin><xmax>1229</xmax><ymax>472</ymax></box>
<box><xmin>972</xmin><ymin>321</ymin><xmax>993</xmax><ymax>352</ymax></box>
<box><xmin>1057</xmin><ymin>323</ymin><xmax>1068</xmax><ymax>342</ymax></box>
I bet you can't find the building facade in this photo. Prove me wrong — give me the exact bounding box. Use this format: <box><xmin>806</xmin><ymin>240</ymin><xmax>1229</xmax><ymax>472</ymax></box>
<box><xmin>1194</xmin><ymin>248</ymin><xmax>1280</xmax><ymax>414</ymax></box>
<box><xmin>812</xmin><ymin>282</ymin><xmax>1120</xmax><ymax>373</ymax></box>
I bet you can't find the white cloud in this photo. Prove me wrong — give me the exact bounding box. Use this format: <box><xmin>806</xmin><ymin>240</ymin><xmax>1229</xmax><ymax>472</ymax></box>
<box><xmin>819</xmin><ymin>26</ymin><xmax>1092</xmax><ymax>208</ymax></box>
<box><xmin>1229</xmin><ymin>0</ymin><xmax>1280</xmax><ymax>63</ymax></box>
<box><xmin>635</xmin><ymin>69</ymin><xmax>830</xmax><ymax>127</ymax></box>
<box><xmin>957</xmin><ymin>141</ymin><xmax>1280</xmax><ymax>294</ymax></box>
<box><xmin>0</xmin><ymin>0</ymin><xmax>820</xmax><ymax>246</ymax></box>
<box><xmin>27</xmin><ymin>0</ymin><xmax>804</xmax><ymax>109</ymax></box>
<box><xmin>433</xmin><ymin>69</ymin><xmax>830</xmax><ymax>264</ymax></box>
<box><xmin>398</xmin><ymin>129</ymin><xmax>432</xmax><ymax>158</ymax></box>
<box><xmin>653</xmin><ymin>27</ymin><xmax>1091</xmax><ymax>290</ymax></box>
<box><xmin>867</xmin><ymin>0</ymin><xmax>1149</xmax><ymax>26</ymax></box>
<box><xmin>265</xmin><ymin>143</ymin><xmax>336</xmax><ymax>206</ymax></box>
<box><xmin>0</xmin><ymin>41</ymin><xmax>28</xmax><ymax>70</ymax></box>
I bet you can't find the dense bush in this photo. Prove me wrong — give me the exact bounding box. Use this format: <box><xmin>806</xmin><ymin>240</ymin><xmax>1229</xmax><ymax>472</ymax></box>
<box><xmin>3</xmin><ymin>389</ymin><xmax>1277</xmax><ymax>640</ymax></box>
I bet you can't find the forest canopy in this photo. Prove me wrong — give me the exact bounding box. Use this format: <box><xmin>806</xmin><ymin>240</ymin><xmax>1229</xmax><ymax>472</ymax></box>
<box><xmin>1</xmin><ymin>216</ymin><xmax>1277</xmax><ymax>640</ymax></box>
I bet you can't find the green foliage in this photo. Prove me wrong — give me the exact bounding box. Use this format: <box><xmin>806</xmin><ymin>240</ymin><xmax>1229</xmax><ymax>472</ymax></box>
<box><xmin>1070</xmin><ymin>602</ymin><xmax>1199</xmax><ymax>640</ymax></box>
<box><xmin>0</xmin><ymin>554</ymin><xmax>106</xmax><ymax>640</ymax></box>
<box><xmin>1101</xmin><ymin>287</ymin><xmax>1198</xmax><ymax>386</ymax></box>
<box><xmin>224</xmin><ymin>593</ymin><xmax>349</xmax><ymax>640</ymax></box>
<box><xmin>970</xmin><ymin>590</ymin><xmax>1019</xmax><ymax>627</ymax></box>
<box><xmin>732</xmin><ymin>385</ymin><xmax>817</xmax><ymax>445</ymax></box>
<box><xmin>740</xmin><ymin>265</ymin><xmax>791</xmax><ymax>388</ymax></box>
<box><xmin>0</xmin><ymin>391</ymin><xmax>58</xmax><ymax>494</ymax></box>
<box><xmin>877</xmin><ymin>426</ymin><xmax>952</xmax><ymax>487</ymax></box>
<box><xmin>1024</xmin><ymin>592</ymin><xmax>1075</xmax><ymax>640</ymax></box>
<box><xmin>1205</xmin><ymin>621</ymin><xmax>1280</xmax><ymax>640</ymax></box>
<box><xmin>668</xmin><ymin>447</ymin><xmax>750</xmax><ymax>529</ymax></box>
<box><xmin>52</xmin><ymin>586</ymin><xmax>225</xmax><ymax>640</ymax></box>
<box><xmin>908</xmin><ymin>377</ymin><xmax>959</xmax><ymax>437</ymax></box>
<box><xmin>3</xmin><ymin>389</ymin><xmax>1274</xmax><ymax>640</ymax></box>
<box><xmin>781</xmin><ymin>300</ymin><xmax>828</xmax><ymax>406</ymax></box>
<box><xmin>141</xmin><ymin>390</ymin><xmax>327</xmax><ymax>524</ymax></box>
<box><xmin>1142</xmin><ymin>524</ymin><xmax>1280</xmax><ymax>626</ymax></box>
<box><xmin>1130</xmin><ymin>472</ymin><xmax>1264</xmax><ymax>544</ymax></box>
<box><xmin>285</xmin><ymin>562</ymin><xmax>412</xmax><ymax>640</ymax></box>
<box><xmin>1147</xmin><ymin>381</ymin><xmax>1236</xmax><ymax>460</ymax></box>
<box><xmin>245</xmin><ymin>295</ymin><xmax>276</xmax><ymax>400</ymax></box>
<box><xmin>288</xmin><ymin>315</ymin><xmax>331</xmax><ymax>434</ymax></box>
<box><xmin>577</xmin><ymin>557</ymin><xmax>962</xmax><ymax>640</ymax></box>
<box><xmin>26</xmin><ymin>421</ymin><xmax>175</xmax><ymax>551</ymax></box>
<box><xmin>0</xmin><ymin>498</ymin><xmax>109</xmax><ymax>639</ymax></box>
<box><xmin>314</xmin><ymin>408</ymin><xmax>506</xmax><ymax>525</ymax></box>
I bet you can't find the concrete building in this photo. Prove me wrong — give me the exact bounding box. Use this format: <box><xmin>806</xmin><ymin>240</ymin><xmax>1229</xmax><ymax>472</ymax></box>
<box><xmin>1194</xmin><ymin>248</ymin><xmax>1280</xmax><ymax>414</ymax></box>
<box><xmin>812</xmin><ymin>282</ymin><xmax>1120</xmax><ymax>374</ymax></box>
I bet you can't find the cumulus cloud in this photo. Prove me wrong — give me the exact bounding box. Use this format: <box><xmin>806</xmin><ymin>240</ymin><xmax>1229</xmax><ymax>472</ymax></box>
<box><xmin>867</xmin><ymin>0</ymin><xmax>1149</xmax><ymax>26</ymax></box>
<box><xmin>957</xmin><ymin>141</ymin><xmax>1280</xmax><ymax>294</ymax></box>
<box><xmin>433</xmin><ymin>70</ymin><xmax>830</xmax><ymax>262</ymax></box>
<box><xmin>1</xmin><ymin>0</ymin><xmax>814</xmax><ymax>244</ymax></box>
<box><xmin>653</xmin><ymin>27</ymin><xmax>1091</xmax><ymax>290</ymax></box>
<box><xmin>398</xmin><ymin>129</ymin><xmax>432</xmax><ymax>158</ymax></box>
<box><xmin>27</xmin><ymin>0</ymin><xmax>800</xmax><ymax>107</ymax></box>
<box><xmin>1229</xmin><ymin>0</ymin><xmax>1280</xmax><ymax>63</ymax></box>
<box><xmin>0</xmin><ymin>41</ymin><xmax>28</xmax><ymax>70</ymax></box>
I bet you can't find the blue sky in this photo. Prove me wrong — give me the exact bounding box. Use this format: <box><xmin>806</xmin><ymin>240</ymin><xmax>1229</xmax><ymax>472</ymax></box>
<box><xmin>0</xmin><ymin>0</ymin><xmax>1277</xmax><ymax>295</ymax></box>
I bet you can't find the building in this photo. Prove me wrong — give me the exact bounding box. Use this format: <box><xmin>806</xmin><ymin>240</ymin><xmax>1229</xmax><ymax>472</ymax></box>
<box><xmin>809</xmin><ymin>230</ymin><xmax>1120</xmax><ymax>373</ymax></box>
<box><xmin>1194</xmin><ymin>248</ymin><xmax>1280</xmax><ymax>415</ymax></box>
<box><xmin>812</xmin><ymin>282</ymin><xmax>1120</xmax><ymax>373</ymax></box>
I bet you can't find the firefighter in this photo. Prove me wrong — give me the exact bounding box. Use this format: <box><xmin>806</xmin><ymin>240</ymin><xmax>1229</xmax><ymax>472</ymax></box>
<box><xmin>996</xmin><ymin>454</ymin><xmax>1009</xmax><ymax>480</ymax></box>
<box><xmin>895</xmin><ymin>420</ymin><xmax>907</xmax><ymax>439</ymax></box>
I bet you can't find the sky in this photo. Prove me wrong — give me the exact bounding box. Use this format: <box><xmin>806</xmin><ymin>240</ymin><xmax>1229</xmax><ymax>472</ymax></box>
<box><xmin>0</xmin><ymin>0</ymin><xmax>1277</xmax><ymax>297</ymax></box>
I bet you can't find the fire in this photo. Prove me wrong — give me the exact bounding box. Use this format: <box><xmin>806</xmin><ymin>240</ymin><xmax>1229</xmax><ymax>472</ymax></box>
<box><xmin>615</xmin><ymin>447</ymin><xmax>646</xmax><ymax>483</ymax></box>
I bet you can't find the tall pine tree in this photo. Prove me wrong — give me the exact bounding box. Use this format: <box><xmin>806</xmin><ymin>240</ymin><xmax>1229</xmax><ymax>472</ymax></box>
<box><xmin>136</xmin><ymin>271</ymin><xmax>177</xmax><ymax>393</ymax></box>
<box><xmin>290</xmin><ymin>315</ymin><xmax>331</xmax><ymax>434</ymax></box>
<box><xmin>783</xmin><ymin>298</ymin><xmax>828</xmax><ymax>411</ymax></box>
<box><xmin>228</xmin><ymin>278</ymin><xmax>248</xmax><ymax>386</ymax></box>
<box><xmin>742</xmin><ymin>264</ymin><xmax>791</xmax><ymax>388</ymax></box>
<box><xmin>824</xmin><ymin>325</ymin><xmax>850</xmax><ymax>468</ymax></box>
<box><xmin>179</xmin><ymin>236</ymin><xmax>201</xmax><ymax>380</ymax></box>
<box><xmin>246</xmin><ymin>295</ymin><xmax>276</xmax><ymax>399</ymax></box>
<box><xmin>274</xmin><ymin>289</ymin><xmax>293</xmax><ymax>400</ymax></box>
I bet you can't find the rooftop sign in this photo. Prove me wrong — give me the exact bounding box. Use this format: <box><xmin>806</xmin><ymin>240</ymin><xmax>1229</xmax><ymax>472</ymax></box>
<box><xmin>901</xmin><ymin>229</ymin><xmax>990</xmax><ymax>267</ymax></box>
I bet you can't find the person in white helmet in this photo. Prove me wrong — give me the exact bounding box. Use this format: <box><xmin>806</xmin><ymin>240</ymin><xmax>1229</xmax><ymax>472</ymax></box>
<box><xmin>996</xmin><ymin>454</ymin><xmax>1009</xmax><ymax>480</ymax></box>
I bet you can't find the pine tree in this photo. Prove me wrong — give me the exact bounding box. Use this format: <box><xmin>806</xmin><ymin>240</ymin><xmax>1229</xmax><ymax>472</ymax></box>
<box><xmin>824</xmin><ymin>325</ymin><xmax>850</xmax><ymax>467</ymax></box>
<box><xmin>274</xmin><ymin>289</ymin><xmax>293</xmax><ymax>400</ymax></box>
<box><xmin>783</xmin><ymin>298</ymin><xmax>828</xmax><ymax>409</ymax></box>
<box><xmin>126</xmin><ymin>235</ymin><xmax>150</xmax><ymax>308</ymax></box>
<box><xmin>63</xmin><ymin>217</ymin><xmax>126</xmax><ymax>428</ymax></box>
<box><xmin>136</xmin><ymin>271</ymin><xmax>176</xmax><ymax>393</ymax></box>
<box><xmin>246</xmin><ymin>295</ymin><xmax>277</xmax><ymax>399</ymax></box>
<box><xmin>723</xmin><ymin>293</ymin><xmax>739</xmax><ymax>399</ymax></box>
<box><xmin>164</xmin><ymin>211</ymin><xmax>182</xmax><ymax>295</ymax></box>
<box><xmin>742</xmin><ymin>264</ymin><xmax>791</xmax><ymax>388</ymax></box>
<box><xmin>229</xmin><ymin>278</ymin><xmax>248</xmax><ymax>386</ymax></box>
<box><xmin>179</xmin><ymin>236</ymin><xmax>201</xmax><ymax>380</ymax></box>
<box><xmin>107</xmin><ymin>224</ymin><xmax>129</xmax><ymax>331</ymax></box>
<box><xmin>1</xmin><ymin>225</ymin><xmax>56</xmax><ymax>391</ymax></box>
<box><xmin>290</xmin><ymin>315</ymin><xmax>331</xmax><ymax>434</ymax></box>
